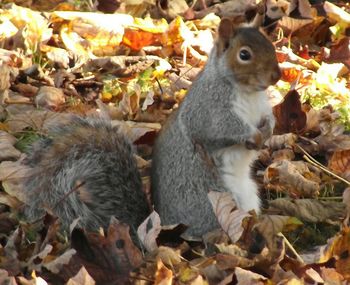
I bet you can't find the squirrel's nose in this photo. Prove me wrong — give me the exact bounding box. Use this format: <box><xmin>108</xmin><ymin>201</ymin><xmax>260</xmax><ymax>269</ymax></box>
<box><xmin>271</xmin><ymin>66</ymin><xmax>282</xmax><ymax>84</ymax></box>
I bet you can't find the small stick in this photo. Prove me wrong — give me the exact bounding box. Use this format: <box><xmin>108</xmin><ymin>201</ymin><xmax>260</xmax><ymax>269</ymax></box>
<box><xmin>277</xmin><ymin>232</ymin><xmax>304</xmax><ymax>264</ymax></box>
<box><xmin>4</xmin><ymin>99</ymin><xmax>33</xmax><ymax>105</ymax></box>
<box><xmin>296</xmin><ymin>144</ymin><xmax>350</xmax><ymax>186</ymax></box>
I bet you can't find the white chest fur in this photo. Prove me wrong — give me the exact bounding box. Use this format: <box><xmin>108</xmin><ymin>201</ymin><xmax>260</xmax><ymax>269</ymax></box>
<box><xmin>214</xmin><ymin>90</ymin><xmax>272</xmax><ymax>213</ymax></box>
<box><xmin>232</xmin><ymin>90</ymin><xmax>271</xmax><ymax>128</ymax></box>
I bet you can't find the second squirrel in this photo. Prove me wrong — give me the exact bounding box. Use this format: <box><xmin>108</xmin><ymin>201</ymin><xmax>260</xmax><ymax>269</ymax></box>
<box><xmin>151</xmin><ymin>17</ymin><xmax>281</xmax><ymax>237</ymax></box>
<box><xmin>23</xmin><ymin>116</ymin><xmax>150</xmax><ymax>239</ymax></box>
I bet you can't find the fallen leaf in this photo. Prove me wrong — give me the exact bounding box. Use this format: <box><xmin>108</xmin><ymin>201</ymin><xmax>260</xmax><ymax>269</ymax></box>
<box><xmin>35</xmin><ymin>86</ymin><xmax>66</xmax><ymax>110</ymax></box>
<box><xmin>264</xmin><ymin>133</ymin><xmax>298</xmax><ymax>150</ymax></box>
<box><xmin>44</xmin><ymin>249</ymin><xmax>77</xmax><ymax>275</ymax></box>
<box><xmin>208</xmin><ymin>191</ymin><xmax>251</xmax><ymax>243</ymax></box>
<box><xmin>320</xmin><ymin>267</ymin><xmax>345</xmax><ymax>284</ymax></box>
<box><xmin>320</xmin><ymin>227</ymin><xmax>350</xmax><ymax>280</ymax></box>
<box><xmin>71</xmin><ymin>217</ymin><xmax>143</xmax><ymax>284</ymax></box>
<box><xmin>326</xmin><ymin>37</ymin><xmax>350</xmax><ymax>69</ymax></box>
<box><xmin>256</xmin><ymin>215</ymin><xmax>302</xmax><ymax>251</ymax></box>
<box><xmin>0</xmin><ymin>131</ymin><xmax>21</xmax><ymax>161</ymax></box>
<box><xmin>215</xmin><ymin>253</ymin><xmax>254</xmax><ymax>271</ymax></box>
<box><xmin>234</xmin><ymin>266</ymin><xmax>267</xmax><ymax>285</ymax></box>
<box><xmin>66</xmin><ymin>266</ymin><xmax>95</xmax><ymax>285</ymax></box>
<box><xmin>273</xmin><ymin>89</ymin><xmax>307</xmax><ymax>135</ymax></box>
<box><xmin>0</xmin><ymin>157</ymin><xmax>30</xmax><ymax>203</ymax></box>
<box><xmin>157</xmin><ymin>246</ymin><xmax>182</xmax><ymax>267</ymax></box>
<box><xmin>137</xmin><ymin>210</ymin><xmax>161</xmax><ymax>252</ymax></box>
<box><xmin>268</xmin><ymin>198</ymin><xmax>345</xmax><ymax>223</ymax></box>
<box><xmin>154</xmin><ymin>258</ymin><xmax>173</xmax><ymax>285</ymax></box>
<box><xmin>328</xmin><ymin>149</ymin><xmax>350</xmax><ymax>180</ymax></box>
<box><xmin>264</xmin><ymin>160</ymin><xmax>320</xmax><ymax>197</ymax></box>
<box><xmin>0</xmin><ymin>269</ymin><xmax>18</xmax><ymax>285</ymax></box>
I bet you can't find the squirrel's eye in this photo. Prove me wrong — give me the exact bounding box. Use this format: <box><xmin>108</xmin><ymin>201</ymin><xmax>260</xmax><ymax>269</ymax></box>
<box><xmin>237</xmin><ymin>46</ymin><xmax>253</xmax><ymax>64</ymax></box>
<box><xmin>239</xmin><ymin>49</ymin><xmax>252</xmax><ymax>61</ymax></box>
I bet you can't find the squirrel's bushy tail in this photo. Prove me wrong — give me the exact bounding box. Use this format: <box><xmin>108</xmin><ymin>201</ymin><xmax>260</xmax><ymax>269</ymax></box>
<box><xmin>24</xmin><ymin>116</ymin><xmax>150</xmax><ymax>233</ymax></box>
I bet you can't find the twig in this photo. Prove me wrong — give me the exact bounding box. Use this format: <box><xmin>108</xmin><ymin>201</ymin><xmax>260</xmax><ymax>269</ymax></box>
<box><xmin>296</xmin><ymin>144</ymin><xmax>350</xmax><ymax>186</ymax></box>
<box><xmin>4</xmin><ymin>99</ymin><xmax>33</xmax><ymax>105</ymax></box>
<box><xmin>277</xmin><ymin>232</ymin><xmax>304</xmax><ymax>264</ymax></box>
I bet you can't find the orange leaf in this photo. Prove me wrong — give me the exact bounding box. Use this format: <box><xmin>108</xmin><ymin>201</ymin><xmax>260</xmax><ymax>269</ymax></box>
<box><xmin>122</xmin><ymin>29</ymin><xmax>162</xmax><ymax>51</ymax></box>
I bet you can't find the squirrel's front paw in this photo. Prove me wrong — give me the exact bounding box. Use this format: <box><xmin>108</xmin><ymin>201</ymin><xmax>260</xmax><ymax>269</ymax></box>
<box><xmin>245</xmin><ymin>130</ymin><xmax>263</xmax><ymax>150</ymax></box>
<box><xmin>258</xmin><ymin>116</ymin><xmax>273</xmax><ymax>141</ymax></box>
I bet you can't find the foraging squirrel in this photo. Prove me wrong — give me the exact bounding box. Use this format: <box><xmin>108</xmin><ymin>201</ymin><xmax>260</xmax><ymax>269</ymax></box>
<box><xmin>23</xmin><ymin>116</ymin><xmax>150</xmax><ymax>239</ymax></box>
<box><xmin>23</xmin><ymin>16</ymin><xmax>280</xmax><ymax>241</ymax></box>
<box><xmin>151</xmin><ymin>17</ymin><xmax>281</xmax><ymax>237</ymax></box>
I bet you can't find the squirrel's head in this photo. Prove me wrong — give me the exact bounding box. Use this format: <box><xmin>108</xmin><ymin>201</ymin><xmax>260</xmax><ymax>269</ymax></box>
<box><xmin>215</xmin><ymin>16</ymin><xmax>281</xmax><ymax>92</ymax></box>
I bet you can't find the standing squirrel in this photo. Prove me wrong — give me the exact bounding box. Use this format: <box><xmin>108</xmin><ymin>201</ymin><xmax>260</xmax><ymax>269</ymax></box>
<box><xmin>151</xmin><ymin>17</ymin><xmax>281</xmax><ymax>237</ymax></box>
<box><xmin>23</xmin><ymin>116</ymin><xmax>150</xmax><ymax>239</ymax></box>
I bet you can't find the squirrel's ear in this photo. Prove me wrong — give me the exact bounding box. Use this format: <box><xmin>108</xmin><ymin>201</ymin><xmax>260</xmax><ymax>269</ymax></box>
<box><xmin>218</xmin><ymin>18</ymin><xmax>234</xmax><ymax>51</ymax></box>
<box><xmin>218</xmin><ymin>18</ymin><xmax>234</xmax><ymax>41</ymax></box>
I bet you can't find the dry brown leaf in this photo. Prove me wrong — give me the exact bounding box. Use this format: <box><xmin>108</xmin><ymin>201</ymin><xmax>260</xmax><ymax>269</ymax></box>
<box><xmin>304</xmin><ymin>107</ymin><xmax>320</xmax><ymax>134</ymax></box>
<box><xmin>264</xmin><ymin>133</ymin><xmax>298</xmax><ymax>150</ymax></box>
<box><xmin>256</xmin><ymin>215</ymin><xmax>302</xmax><ymax>250</ymax></box>
<box><xmin>6</xmin><ymin>110</ymin><xmax>73</xmax><ymax>133</ymax></box>
<box><xmin>178</xmin><ymin>263</ymin><xmax>203</xmax><ymax>284</ymax></box>
<box><xmin>1</xmin><ymin>227</ymin><xmax>22</xmax><ymax>276</ymax></box>
<box><xmin>273</xmin><ymin>90</ymin><xmax>306</xmax><ymax>135</ymax></box>
<box><xmin>42</xmin><ymin>45</ymin><xmax>70</xmax><ymax>69</ymax></box>
<box><xmin>320</xmin><ymin>267</ymin><xmax>345</xmax><ymax>284</ymax></box>
<box><xmin>137</xmin><ymin>210</ymin><xmax>161</xmax><ymax>252</ymax></box>
<box><xmin>264</xmin><ymin>160</ymin><xmax>320</xmax><ymax>197</ymax></box>
<box><xmin>35</xmin><ymin>86</ymin><xmax>65</xmax><ymax>111</ymax></box>
<box><xmin>4</xmin><ymin>4</ymin><xmax>52</xmax><ymax>53</ymax></box>
<box><xmin>268</xmin><ymin>198</ymin><xmax>345</xmax><ymax>223</ymax></box>
<box><xmin>0</xmin><ymin>269</ymin><xmax>18</xmax><ymax>285</ymax></box>
<box><xmin>0</xmin><ymin>158</ymin><xmax>29</xmax><ymax>203</ymax></box>
<box><xmin>234</xmin><ymin>267</ymin><xmax>267</xmax><ymax>285</ymax></box>
<box><xmin>320</xmin><ymin>227</ymin><xmax>350</xmax><ymax>280</ymax></box>
<box><xmin>154</xmin><ymin>258</ymin><xmax>173</xmax><ymax>285</ymax></box>
<box><xmin>208</xmin><ymin>191</ymin><xmax>251</xmax><ymax>243</ymax></box>
<box><xmin>0</xmin><ymin>193</ymin><xmax>22</xmax><ymax>210</ymax></box>
<box><xmin>215</xmin><ymin>243</ymin><xmax>248</xmax><ymax>258</ymax></box>
<box><xmin>0</xmin><ymin>131</ymin><xmax>21</xmax><ymax>161</ymax></box>
<box><xmin>288</xmin><ymin>0</ymin><xmax>313</xmax><ymax>18</ymax></box>
<box><xmin>343</xmin><ymin>187</ymin><xmax>350</xmax><ymax>224</ymax></box>
<box><xmin>215</xmin><ymin>254</ymin><xmax>254</xmax><ymax>271</ymax></box>
<box><xmin>305</xmin><ymin>268</ymin><xmax>324</xmax><ymax>283</ymax></box>
<box><xmin>66</xmin><ymin>266</ymin><xmax>95</xmax><ymax>285</ymax></box>
<box><xmin>157</xmin><ymin>246</ymin><xmax>182</xmax><ymax>267</ymax></box>
<box><xmin>50</xmin><ymin>11</ymin><xmax>134</xmax><ymax>56</ymax></box>
<box><xmin>27</xmin><ymin>244</ymin><xmax>53</xmax><ymax>273</ymax></box>
<box><xmin>323</xmin><ymin>1</ymin><xmax>350</xmax><ymax>24</ymax></box>
<box><xmin>70</xmin><ymin>218</ymin><xmax>143</xmax><ymax>284</ymax></box>
<box><xmin>44</xmin><ymin>249</ymin><xmax>77</xmax><ymax>274</ymax></box>
<box><xmin>328</xmin><ymin>149</ymin><xmax>350</xmax><ymax>180</ymax></box>
<box><xmin>316</xmin><ymin>134</ymin><xmax>350</xmax><ymax>153</ymax></box>
<box><xmin>279</xmin><ymin>16</ymin><xmax>313</xmax><ymax>35</ymax></box>
<box><xmin>271</xmin><ymin>148</ymin><xmax>295</xmax><ymax>162</ymax></box>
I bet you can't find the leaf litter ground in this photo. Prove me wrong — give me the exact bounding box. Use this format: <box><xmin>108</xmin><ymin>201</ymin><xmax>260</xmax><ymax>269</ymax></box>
<box><xmin>0</xmin><ymin>0</ymin><xmax>350</xmax><ymax>284</ymax></box>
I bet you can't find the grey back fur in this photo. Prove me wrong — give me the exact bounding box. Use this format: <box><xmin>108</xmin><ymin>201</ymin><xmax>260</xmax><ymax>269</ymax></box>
<box><xmin>24</xmin><ymin>116</ymin><xmax>150</xmax><ymax>237</ymax></box>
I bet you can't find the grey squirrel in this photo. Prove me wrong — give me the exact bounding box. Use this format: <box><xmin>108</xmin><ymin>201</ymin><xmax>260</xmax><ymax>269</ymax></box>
<box><xmin>23</xmin><ymin>116</ymin><xmax>150</xmax><ymax>239</ymax></box>
<box><xmin>23</xmin><ymin>16</ymin><xmax>280</xmax><ymax>241</ymax></box>
<box><xmin>151</xmin><ymin>17</ymin><xmax>281</xmax><ymax>237</ymax></box>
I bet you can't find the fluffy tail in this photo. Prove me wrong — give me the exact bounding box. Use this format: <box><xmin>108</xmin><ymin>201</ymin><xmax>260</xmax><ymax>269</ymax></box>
<box><xmin>24</xmin><ymin>116</ymin><xmax>150</xmax><ymax>233</ymax></box>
